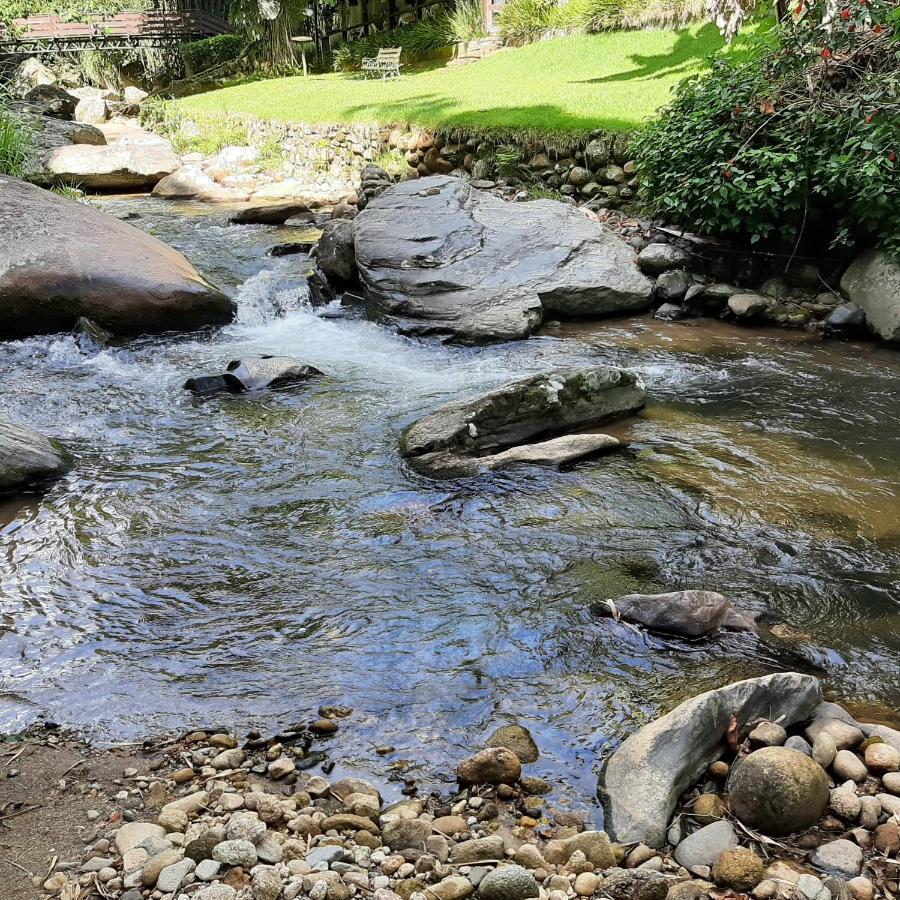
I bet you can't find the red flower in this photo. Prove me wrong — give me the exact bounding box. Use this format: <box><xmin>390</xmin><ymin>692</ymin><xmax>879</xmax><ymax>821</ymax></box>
<box><xmin>873</xmin><ymin>23</ymin><xmax>883</xmax><ymax>33</ymax></box>
<box><xmin>840</xmin><ymin>8</ymin><xmax>850</xmax><ymax>18</ymax></box>
<box><xmin>889</xmin><ymin>151</ymin><xmax>897</xmax><ymax>163</ymax></box>
<box><xmin>723</xmin><ymin>169</ymin><xmax>732</xmax><ymax>179</ymax></box>
<box><xmin>820</xmin><ymin>47</ymin><xmax>831</xmax><ymax>58</ymax></box>
<box><xmin>793</xmin><ymin>2</ymin><xmax>803</xmax><ymax>12</ymax></box>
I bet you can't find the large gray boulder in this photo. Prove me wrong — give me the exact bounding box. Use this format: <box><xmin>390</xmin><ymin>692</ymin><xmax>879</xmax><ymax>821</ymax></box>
<box><xmin>352</xmin><ymin>176</ymin><xmax>654</xmax><ymax>343</ymax></box>
<box><xmin>11</xmin><ymin>58</ymin><xmax>57</xmax><ymax>98</ymax></box>
<box><xmin>399</xmin><ymin>366</ymin><xmax>645</xmax><ymax>478</ymax></box>
<box><xmin>840</xmin><ymin>250</ymin><xmax>900</xmax><ymax>342</ymax></box>
<box><xmin>0</xmin><ymin>419</ymin><xmax>70</xmax><ymax>491</ymax></box>
<box><xmin>44</xmin><ymin>141</ymin><xmax>181</xmax><ymax>190</ymax></box>
<box><xmin>0</xmin><ymin>177</ymin><xmax>233</xmax><ymax>339</ymax></box>
<box><xmin>598</xmin><ymin>672</ymin><xmax>822</xmax><ymax>847</ymax></box>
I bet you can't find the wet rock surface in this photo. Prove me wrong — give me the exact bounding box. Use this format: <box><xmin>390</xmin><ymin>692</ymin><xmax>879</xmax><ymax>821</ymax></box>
<box><xmin>399</xmin><ymin>367</ymin><xmax>644</xmax><ymax>478</ymax></box>
<box><xmin>184</xmin><ymin>356</ymin><xmax>324</xmax><ymax>396</ymax></box>
<box><xmin>0</xmin><ymin>418</ymin><xmax>71</xmax><ymax>492</ymax></box>
<box><xmin>0</xmin><ymin>177</ymin><xmax>233</xmax><ymax>339</ymax></box>
<box><xmin>351</xmin><ymin>176</ymin><xmax>653</xmax><ymax>343</ymax></box>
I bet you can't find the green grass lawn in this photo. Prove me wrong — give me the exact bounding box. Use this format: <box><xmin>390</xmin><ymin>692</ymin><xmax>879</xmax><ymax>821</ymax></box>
<box><xmin>180</xmin><ymin>23</ymin><xmax>760</xmax><ymax>136</ymax></box>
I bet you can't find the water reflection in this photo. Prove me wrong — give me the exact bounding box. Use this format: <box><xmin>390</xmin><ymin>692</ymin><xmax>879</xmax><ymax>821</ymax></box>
<box><xmin>0</xmin><ymin>199</ymin><xmax>898</xmax><ymax>815</ymax></box>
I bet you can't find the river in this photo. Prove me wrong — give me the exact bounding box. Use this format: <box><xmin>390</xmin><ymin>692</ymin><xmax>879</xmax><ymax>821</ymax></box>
<box><xmin>1</xmin><ymin>197</ymin><xmax>898</xmax><ymax>813</ymax></box>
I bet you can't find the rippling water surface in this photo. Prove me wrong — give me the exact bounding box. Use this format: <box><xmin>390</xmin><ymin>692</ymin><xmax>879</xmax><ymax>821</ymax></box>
<box><xmin>2</xmin><ymin>198</ymin><xmax>899</xmax><ymax>812</ymax></box>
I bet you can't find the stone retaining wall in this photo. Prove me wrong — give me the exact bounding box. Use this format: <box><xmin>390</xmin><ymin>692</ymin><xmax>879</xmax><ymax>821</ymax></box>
<box><xmin>224</xmin><ymin>115</ymin><xmax>639</xmax><ymax>210</ymax></box>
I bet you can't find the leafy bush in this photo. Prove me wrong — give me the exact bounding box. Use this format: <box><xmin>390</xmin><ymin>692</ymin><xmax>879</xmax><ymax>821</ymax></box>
<box><xmin>334</xmin><ymin>13</ymin><xmax>455</xmax><ymax>71</ymax></box>
<box><xmin>448</xmin><ymin>0</ymin><xmax>489</xmax><ymax>41</ymax></box>
<box><xmin>0</xmin><ymin>99</ymin><xmax>31</xmax><ymax>178</ymax></box>
<box><xmin>181</xmin><ymin>33</ymin><xmax>246</xmax><ymax>75</ymax></box>
<box><xmin>496</xmin><ymin>0</ymin><xmax>557</xmax><ymax>43</ymax></box>
<box><xmin>633</xmin><ymin>1</ymin><xmax>899</xmax><ymax>255</ymax></box>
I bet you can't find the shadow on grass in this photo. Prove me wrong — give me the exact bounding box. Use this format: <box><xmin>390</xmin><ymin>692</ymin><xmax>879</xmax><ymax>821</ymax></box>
<box><xmin>339</xmin><ymin>94</ymin><xmax>639</xmax><ymax>134</ymax></box>
<box><xmin>574</xmin><ymin>22</ymin><xmax>760</xmax><ymax>86</ymax></box>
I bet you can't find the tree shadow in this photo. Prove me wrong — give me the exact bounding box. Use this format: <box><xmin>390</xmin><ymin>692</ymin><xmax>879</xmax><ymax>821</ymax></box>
<box><xmin>340</xmin><ymin>93</ymin><xmax>637</xmax><ymax>133</ymax></box>
<box><xmin>573</xmin><ymin>22</ymin><xmax>756</xmax><ymax>85</ymax></box>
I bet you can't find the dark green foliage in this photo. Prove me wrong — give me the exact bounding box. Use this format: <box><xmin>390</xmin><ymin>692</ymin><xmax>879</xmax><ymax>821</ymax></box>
<box><xmin>334</xmin><ymin>14</ymin><xmax>454</xmax><ymax>71</ymax></box>
<box><xmin>633</xmin><ymin>1</ymin><xmax>900</xmax><ymax>255</ymax></box>
<box><xmin>181</xmin><ymin>33</ymin><xmax>246</xmax><ymax>74</ymax></box>
<box><xmin>0</xmin><ymin>98</ymin><xmax>32</xmax><ymax>177</ymax></box>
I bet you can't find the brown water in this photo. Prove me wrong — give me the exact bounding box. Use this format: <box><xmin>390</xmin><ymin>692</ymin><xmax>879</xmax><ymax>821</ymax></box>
<box><xmin>1</xmin><ymin>198</ymin><xmax>898</xmax><ymax>813</ymax></box>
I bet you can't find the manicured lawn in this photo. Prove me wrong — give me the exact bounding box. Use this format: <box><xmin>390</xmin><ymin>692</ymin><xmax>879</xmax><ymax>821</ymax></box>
<box><xmin>180</xmin><ymin>23</ymin><xmax>759</xmax><ymax>136</ymax></box>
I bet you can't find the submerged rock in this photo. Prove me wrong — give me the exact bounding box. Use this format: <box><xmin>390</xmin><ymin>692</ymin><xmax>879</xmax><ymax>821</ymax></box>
<box><xmin>352</xmin><ymin>176</ymin><xmax>654</xmax><ymax>343</ymax></box>
<box><xmin>599</xmin><ymin>672</ymin><xmax>821</xmax><ymax>847</ymax></box>
<box><xmin>0</xmin><ymin>418</ymin><xmax>71</xmax><ymax>492</ymax></box>
<box><xmin>399</xmin><ymin>366</ymin><xmax>645</xmax><ymax>478</ymax></box>
<box><xmin>486</xmin><ymin>725</ymin><xmax>539</xmax><ymax>764</ymax></box>
<box><xmin>0</xmin><ymin>177</ymin><xmax>233</xmax><ymax>339</ymax></box>
<box><xmin>184</xmin><ymin>356</ymin><xmax>324</xmax><ymax>396</ymax></box>
<box><xmin>592</xmin><ymin>590</ymin><xmax>753</xmax><ymax>638</ymax></box>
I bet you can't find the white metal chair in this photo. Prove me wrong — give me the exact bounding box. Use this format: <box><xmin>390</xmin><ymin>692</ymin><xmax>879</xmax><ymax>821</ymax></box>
<box><xmin>361</xmin><ymin>47</ymin><xmax>402</xmax><ymax>79</ymax></box>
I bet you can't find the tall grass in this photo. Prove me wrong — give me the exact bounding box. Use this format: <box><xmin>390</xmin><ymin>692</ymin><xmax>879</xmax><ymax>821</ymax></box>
<box><xmin>0</xmin><ymin>99</ymin><xmax>32</xmax><ymax>178</ymax></box>
<box><xmin>448</xmin><ymin>0</ymin><xmax>489</xmax><ymax>41</ymax></box>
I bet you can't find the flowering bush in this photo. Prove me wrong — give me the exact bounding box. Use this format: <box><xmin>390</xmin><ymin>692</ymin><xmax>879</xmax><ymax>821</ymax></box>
<box><xmin>633</xmin><ymin>0</ymin><xmax>899</xmax><ymax>255</ymax></box>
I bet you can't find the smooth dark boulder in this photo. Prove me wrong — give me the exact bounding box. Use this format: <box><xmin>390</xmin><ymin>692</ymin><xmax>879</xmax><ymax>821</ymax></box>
<box><xmin>184</xmin><ymin>356</ymin><xmax>323</xmax><ymax>396</ymax></box>
<box><xmin>317</xmin><ymin>219</ymin><xmax>357</xmax><ymax>286</ymax></box>
<box><xmin>400</xmin><ymin>366</ymin><xmax>645</xmax><ymax>478</ymax></box>
<box><xmin>592</xmin><ymin>590</ymin><xmax>754</xmax><ymax>638</ymax></box>
<box><xmin>0</xmin><ymin>418</ymin><xmax>70</xmax><ymax>491</ymax></box>
<box><xmin>0</xmin><ymin>177</ymin><xmax>233</xmax><ymax>339</ymax></box>
<box><xmin>230</xmin><ymin>202</ymin><xmax>312</xmax><ymax>226</ymax></box>
<box><xmin>23</xmin><ymin>84</ymin><xmax>78</xmax><ymax>119</ymax></box>
<box><xmin>598</xmin><ymin>672</ymin><xmax>821</xmax><ymax>847</ymax></box>
<box><xmin>352</xmin><ymin>176</ymin><xmax>654</xmax><ymax>343</ymax></box>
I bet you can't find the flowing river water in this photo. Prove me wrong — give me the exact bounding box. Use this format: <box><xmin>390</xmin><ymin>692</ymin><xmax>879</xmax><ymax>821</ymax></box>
<box><xmin>1</xmin><ymin>197</ymin><xmax>899</xmax><ymax>813</ymax></box>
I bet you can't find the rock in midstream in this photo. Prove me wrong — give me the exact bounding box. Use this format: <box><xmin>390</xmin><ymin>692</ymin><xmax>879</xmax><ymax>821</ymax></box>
<box><xmin>184</xmin><ymin>356</ymin><xmax>324</xmax><ymax>396</ymax></box>
<box><xmin>399</xmin><ymin>366</ymin><xmax>645</xmax><ymax>478</ymax></box>
<box><xmin>591</xmin><ymin>590</ymin><xmax>755</xmax><ymax>638</ymax></box>
<box><xmin>350</xmin><ymin>175</ymin><xmax>654</xmax><ymax>343</ymax></box>
<box><xmin>0</xmin><ymin>418</ymin><xmax>71</xmax><ymax>491</ymax></box>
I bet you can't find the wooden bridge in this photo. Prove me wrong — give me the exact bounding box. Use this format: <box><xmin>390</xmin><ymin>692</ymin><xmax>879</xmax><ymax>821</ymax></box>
<box><xmin>0</xmin><ymin>8</ymin><xmax>230</xmax><ymax>55</ymax></box>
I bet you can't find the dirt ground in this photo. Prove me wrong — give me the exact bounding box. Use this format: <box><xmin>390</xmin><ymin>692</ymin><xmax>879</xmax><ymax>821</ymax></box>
<box><xmin>0</xmin><ymin>733</ymin><xmax>152</xmax><ymax>900</ymax></box>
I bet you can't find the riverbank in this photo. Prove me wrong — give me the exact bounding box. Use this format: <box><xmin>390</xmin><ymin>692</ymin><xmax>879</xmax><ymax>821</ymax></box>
<box><xmin>4</xmin><ymin>679</ymin><xmax>899</xmax><ymax>900</ymax></box>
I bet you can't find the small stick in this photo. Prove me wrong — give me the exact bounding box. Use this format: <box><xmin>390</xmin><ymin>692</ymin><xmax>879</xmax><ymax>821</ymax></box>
<box><xmin>0</xmin><ymin>805</ymin><xmax>41</xmax><ymax>824</ymax></box>
<box><xmin>2</xmin><ymin>747</ymin><xmax>26</xmax><ymax>768</ymax></box>
<box><xmin>0</xmin><ymin>857</ymin><xmax>33</xmax><ymax>876</ymax></box>
<box><xmin>60</xmin><ymin>759</ymin><xmax>85</xmax><ymax>778</ymax></box>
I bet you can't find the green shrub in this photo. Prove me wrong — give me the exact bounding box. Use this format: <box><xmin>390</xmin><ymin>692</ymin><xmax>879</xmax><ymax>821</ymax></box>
<box><xmin>181</xmin><ymin>33</ymin><xmax>246</xmax><ymax>75</ymax></box>
<box><xmin>0</xmin><ymin>99</ymin><xmax>32</xmax><ymax>178</ymax></box>
<box><xmin>496</xmin><ymin>0</ymin><xmax>557</xmax><ymax>43</ymax></box>
<box><xmin>498</xmin><ymin>0</ymin><xmax>703</xmax><ymax>40</ymax></box>
<box><xmin>448</xmin><ymin>0</ymin><xmax>488</xmax><ymax>41</ymax></box>
<box><xmin>633</xmin><ymin>1</ymin><xmax>900</xmax><ymax>255</ymax></box>
<box><xmin>334</xmin><ymin>13</ymin><xmax>455</xmax><ymax>71</ymax></box>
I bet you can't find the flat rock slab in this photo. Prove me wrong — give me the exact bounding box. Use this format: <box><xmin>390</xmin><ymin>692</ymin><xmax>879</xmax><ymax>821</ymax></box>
<box><xmin>399</xmin><ymin>366</ymin><xmax>645</xmax><ymax>478</ymax></box>
<box><xmin>0</xmin><ymin>177</ymin><xmax>233</xmax><ymax>339</ymax></box>
<box><xmin>46</xmin><ymin>141</ymin><xmax>181</xmax><ymax>190</ymax></box>
<box><xmin>0</xmin><ymin>418</ymin><xmax>70</xmax><ymax>492</ymax></box>
<box><xmin>230</xmin><ymin>202</ymin><xmax>312</xmax><ymax>225</ymax></box>
<box><xmin>353</xmin><ymin>176</ymin><xmax>654</xmax><ymax>343</ymax></box>
<box><xmin>598</xmin><ymin>672</ymin><xmax>821</xmax><ymax>847</ymax></box>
